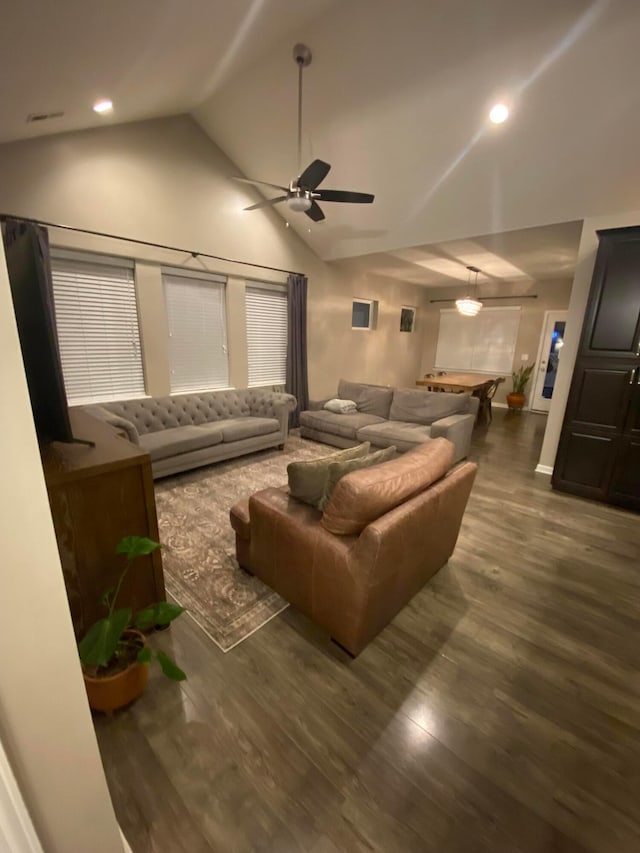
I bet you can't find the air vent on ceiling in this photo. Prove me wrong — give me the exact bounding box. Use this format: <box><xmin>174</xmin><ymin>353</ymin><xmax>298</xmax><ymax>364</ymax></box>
<box><xmin>26</xmin><ymin>111</ymin><xmax>64</xmax><ymax>123</ymax></box>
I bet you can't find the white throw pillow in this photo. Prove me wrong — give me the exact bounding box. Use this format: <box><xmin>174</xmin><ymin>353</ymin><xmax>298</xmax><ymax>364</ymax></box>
<box><xmin>324</xmin><ymin>398</ymin><xmax>358</xmax><ymax>414</ymax></box>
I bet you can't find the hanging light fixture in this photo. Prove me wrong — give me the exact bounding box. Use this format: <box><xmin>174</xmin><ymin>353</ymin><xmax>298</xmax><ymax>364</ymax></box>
<box><xmin>456</xmin><ymin>266</ymin><xmax>483</xmax><ymax>316</ymax></box>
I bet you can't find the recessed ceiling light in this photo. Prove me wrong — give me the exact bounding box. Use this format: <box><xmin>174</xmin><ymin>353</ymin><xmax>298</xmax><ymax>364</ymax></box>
<box><xmin>93</xmin><ymin>99</ymin><xmax>113</xmax><ymax>114</ymax></box>
<box><xmin>489</xmin><ymin>103</ymin><xmax>509</xmax><ymax>124</ymax></box>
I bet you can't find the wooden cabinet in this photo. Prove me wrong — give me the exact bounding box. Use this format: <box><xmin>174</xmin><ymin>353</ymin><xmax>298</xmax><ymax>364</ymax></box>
<box><xmin>581</xmin><ymin>235</ymin><xmax>640</xmax><ymax>357</ymax></box>
<box><xmin>42</xmin><ymin>408</ymin><xmax>166</xmax><ymax>637</ymax></box>
<box><xmin>554</xmin><ymin>226</ymin><xmax>640</xmax><ymax>511</ymax></box>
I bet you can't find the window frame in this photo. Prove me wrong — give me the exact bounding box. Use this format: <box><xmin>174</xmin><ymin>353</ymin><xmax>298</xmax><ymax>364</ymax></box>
<box><xmin>49</xmin><ymin>248</ymin><xmax>146</xmax><ymax>405</ymax></box>
<box><xmin>245</xmin><ymin>281</ymin><xmax>288</xmax><ymax>388</ymax></box>
<box><xmin>162</xmin><ymin>266</ymin><xmax>230</xmax><ymax>395</ymax></box>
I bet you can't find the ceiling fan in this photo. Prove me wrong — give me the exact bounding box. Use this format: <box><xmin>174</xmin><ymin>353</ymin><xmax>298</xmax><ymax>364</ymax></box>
<box><xmin>233</xmin><ymin>44</ymin><xmax>374</xmax><ymax>222</ymax></box>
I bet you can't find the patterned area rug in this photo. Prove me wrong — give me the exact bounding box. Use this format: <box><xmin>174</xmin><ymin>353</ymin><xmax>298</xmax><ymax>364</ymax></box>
<box><xmin>154</xmin><ymin>435</ymin><xmax>330</xmax><ymax>652</ymax></box>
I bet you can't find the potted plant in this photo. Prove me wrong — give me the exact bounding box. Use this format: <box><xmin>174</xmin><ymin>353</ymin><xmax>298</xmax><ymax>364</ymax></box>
<box><xmin>507</xmin><ymin>365</ymin><xmax>535</xmax><ymax>411</ymax></box>
<box><xmin>78</xmin><ymin>535</ymin><xmax>186</xmax><ymax>713</ymax></box>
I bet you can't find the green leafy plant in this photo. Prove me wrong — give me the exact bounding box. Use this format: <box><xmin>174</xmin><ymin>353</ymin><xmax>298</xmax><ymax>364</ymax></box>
<box><xmin>78</xmin><ymin>536</ymin><xmax>186</xmax><ymax>681</ymax></box>
<box><xmin>511</xmin><ymin>364</ymin><xmax>535</xmax><ymax>395</ymax></box>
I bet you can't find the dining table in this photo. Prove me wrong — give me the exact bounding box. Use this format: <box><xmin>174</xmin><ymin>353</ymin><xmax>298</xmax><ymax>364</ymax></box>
<box><xmin>416</xmin><ymin>373</ymin><xmax>498</xmax><ymax>393</ymax></box>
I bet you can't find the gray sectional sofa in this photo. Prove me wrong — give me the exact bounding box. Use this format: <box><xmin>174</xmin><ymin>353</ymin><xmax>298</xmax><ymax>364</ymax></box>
<box><xmin>84</xmin><ymin>389</ymin><xmax>297</xmax><ymax>478</ymax></box>
<box><xmin>299</xmin><ymin>379</ymin><xmax>478</xmax><ymax>463</ymax></box>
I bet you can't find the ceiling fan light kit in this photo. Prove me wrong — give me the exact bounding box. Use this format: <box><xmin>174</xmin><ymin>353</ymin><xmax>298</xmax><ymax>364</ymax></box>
<box><xmin>456</xmin><ymin>266</ymin><xmax>483</xmax><ymax>316</ymax></box>
<box><xmin>233</xmin><ymin>44</ymin><xmax>374</xmax><ymax>222</ymax></box>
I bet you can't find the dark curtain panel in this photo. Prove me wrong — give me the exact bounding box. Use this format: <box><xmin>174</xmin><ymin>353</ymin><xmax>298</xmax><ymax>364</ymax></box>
<box><xmin>286</xmin><ymin>273</ymin><xmax>309</xmax><ymax>427</ymax></box>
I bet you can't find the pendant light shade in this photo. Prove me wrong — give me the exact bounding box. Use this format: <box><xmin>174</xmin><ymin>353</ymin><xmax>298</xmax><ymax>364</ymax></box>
<box><xmin>456</xmin><ymin>266</ymin><xmax>483</xmax><ymax>317</ymax></box>
<box><xmin>455</xmin><ymin>296</ymin><xmax>483</xmax><ymax>316</ymax></box>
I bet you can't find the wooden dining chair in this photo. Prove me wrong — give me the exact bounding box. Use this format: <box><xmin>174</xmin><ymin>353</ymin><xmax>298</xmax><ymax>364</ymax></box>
<box><xmin>423</xmin><ymin>372</ymin><xmax>436</xmax><ymax>392</ymax></box>
<box><xmin>476</xmin><ymin>377</ymin><xmax>504</xmax><ymax>425</ymax></box>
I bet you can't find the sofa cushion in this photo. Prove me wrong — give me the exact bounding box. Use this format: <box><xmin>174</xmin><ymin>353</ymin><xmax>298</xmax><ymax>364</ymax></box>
<box><xmin>357</xmin><ymin>420</ymin><xmax>433</xmax><ymax>453</ymax></box>
<box><xmin>321</xmin><ymin>438</ymin><xmax>455</xmax><ymax>536</ymax></box>
<box><xmin>299</xmin><ymin>409</ymin><xmax>384</xmax><ymax>439</ymax></box>
<box><xmin>389</xmin><ymin>388</ymin><xmax>466</xmax><ymax>425</ymax></box>
<box><xmin>288</xmin><ymin>443</ymin><xmax>371</xmax><ymax>509</ymax></box>
<box><xmin>319</xmin><ymin>446</ymin><xmax>397</xmax><ymax>511</ymax></box>
<box><xmin>139</xmin><ymin>425</ymin><xmax>223</xmax><ymax>462</ymax></box>
<box><xmin>220</xmin><ymin>417</ymin><xmax>279</xmax><ymax>443</ymax></box>
<box><xmin>338</xmin><ymin>379</ymin><xmax>393</xmax><ymax>418</ymax></box>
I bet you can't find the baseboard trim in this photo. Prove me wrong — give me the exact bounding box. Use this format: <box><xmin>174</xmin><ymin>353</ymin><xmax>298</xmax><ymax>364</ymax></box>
<box><xmin>492</xmin><ymin>402</ymin><xmax>532</xmax><ymax>412</ymax></box>
<box><xmin>535</xmin><ymin>464</ymin><xmax>554</xmax><ymax>476</ymax></box>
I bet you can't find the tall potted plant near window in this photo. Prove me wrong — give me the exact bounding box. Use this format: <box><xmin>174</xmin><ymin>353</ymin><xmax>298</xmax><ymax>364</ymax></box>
<box><xmin>507</xmin><ymin>365</ymin><xmax>535</xmax><ymax>411</ymax></box>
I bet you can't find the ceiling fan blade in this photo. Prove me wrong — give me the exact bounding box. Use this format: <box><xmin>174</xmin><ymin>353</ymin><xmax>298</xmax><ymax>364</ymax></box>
<box><xmin>298</xmin><ymin>159</ymin><xmax>331</xmax><ymax>190</ymax></box>
<box><xmin>315</xmin><ymin>190</ymin><xmax>375</xmax><ymax>204</ymax></box>
<box><xmin>233</xmin><ymin>176</ymin><xmax>288</xmax><ymax>192</ymax></box>
<box><xmin>305</xmin><ymin>201</ymin><xmax>325</xmax><ymax>222</ymax></box>
<box><xmin>244</xmin><ymin>196</ymin><xmax>287</xmax><ymax>211</ymax></box>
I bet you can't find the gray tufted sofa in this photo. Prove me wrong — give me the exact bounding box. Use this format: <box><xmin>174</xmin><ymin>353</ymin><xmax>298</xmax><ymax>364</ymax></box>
<box><xmin>83</xmin><ymin>389</ymin><xmax>297</xmax><ymax>478</ymax></box>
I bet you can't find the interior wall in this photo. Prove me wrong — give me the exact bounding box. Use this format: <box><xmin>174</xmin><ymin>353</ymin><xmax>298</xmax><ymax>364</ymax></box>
<box><xmin>307</xmin><ymin>268</ymin><xmax>430</xmax><ymax>396</ymax></box>
<box><xmin>0</xmin><ymin>242</ymin><xmax>124</xmax><ymax>853</ymax></box>
<box><xmin>419</xmin><ymin>278</ymin><xmax>573</xmax><ymax>407</ymax></box>
<box><xmin>537</xmin><ymin>209</ymin><xmax>640</xmax><ymax>472</ymax></box>
<box><xmin>0</xmin><ymin>114</ymin><xmax>426</xmax><ymax>399</ymax></box>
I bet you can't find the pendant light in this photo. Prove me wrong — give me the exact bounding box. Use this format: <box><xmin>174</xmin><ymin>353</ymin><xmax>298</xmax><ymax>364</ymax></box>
<box><xmin>456</xmin><ymin>266</ymin><xmax>483</xmax><ymax>316</ymax></box>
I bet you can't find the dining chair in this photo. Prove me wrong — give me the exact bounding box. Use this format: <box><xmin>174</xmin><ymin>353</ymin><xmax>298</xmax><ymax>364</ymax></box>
<box><xmin>476</xmin><ymin>377</ymin><xmax>504</xmax><ymax>425</ymax></box>
<box><xmin>423</xmin><ymin>372</ymin><xmax>436</xmax><ymax>392</ymax></box>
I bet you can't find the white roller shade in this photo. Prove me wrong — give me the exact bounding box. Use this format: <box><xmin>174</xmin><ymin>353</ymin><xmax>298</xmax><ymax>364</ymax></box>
<box><xmin>246</xmin><ymin>284</ymin><xmax>288</xmax><ymax>387</ymax></box>
<box><xmin>435</xmin><ymin>307</ymin><xmax>521</xmax><ymax>374</ymax></box>
<box><xmin>163</xmin><ymin>270</ymin><xmax>229</xmax><ymax>393</ymax></box>
<box><xmin>50</xmin><ymin>253</ymin><xmax>145</xmax><ymax>405</ymax></box>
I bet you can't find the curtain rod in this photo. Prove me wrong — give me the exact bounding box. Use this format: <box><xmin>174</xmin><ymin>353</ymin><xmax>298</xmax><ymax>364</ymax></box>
<box><xmin>0</xmin><ymin>213</ymin><xmax>305</xmax><ymax>278</ymax></box>
<box><xmin>430</xmin><ymin>295</ymin><xmax>538</xmax><ymax>303</ymax></box>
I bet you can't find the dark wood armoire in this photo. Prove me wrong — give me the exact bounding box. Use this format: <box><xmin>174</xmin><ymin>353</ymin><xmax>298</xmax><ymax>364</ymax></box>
<box><xmin>553</xmin><ymin>225</ymin><xmax>640</xmax><ymax>512</ymax></box>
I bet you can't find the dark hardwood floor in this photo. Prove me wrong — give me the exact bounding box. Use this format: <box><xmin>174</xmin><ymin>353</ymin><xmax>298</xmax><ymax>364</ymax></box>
<box><xmin>95</xmin><ymin>410</ymin><xmax>640</xmax><ymax>853</ymax></box>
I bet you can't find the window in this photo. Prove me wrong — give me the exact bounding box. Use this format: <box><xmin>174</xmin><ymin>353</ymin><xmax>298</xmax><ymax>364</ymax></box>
<box><xmin>50</xmin><ymin>250</ymin><xmax>145</xmax><ymax>404</ymax></box>
<box><xmin>352</xmin><ymin>298</ymin><xmax>377</xmax><ymax>330</ymax></box>
<box><xmin>245</xmin><ymin>283</ymin><xmax>288</xmax><ymax>387</ymax></box>
<box><xmin>435</xmin><ymin>306</ymin><xmax>521</xmax><ymax>374</ymax></box>
<box><xmin>163</xmin><ymin>268</ymin><xmax>229</xmax><ymax>393</ymax></box>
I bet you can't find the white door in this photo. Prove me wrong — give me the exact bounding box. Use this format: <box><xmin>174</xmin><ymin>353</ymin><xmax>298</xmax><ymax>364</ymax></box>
<box><xmin>531</xmin><ymin>311</ymin><xmax>568</xmax><ymax>413</ymax></box>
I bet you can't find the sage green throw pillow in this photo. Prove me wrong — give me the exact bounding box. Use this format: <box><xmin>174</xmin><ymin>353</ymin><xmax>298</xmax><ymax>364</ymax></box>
<box><xmin>288</xmin><ymin>442</ymin><xmax>371</xmax><ymax>509</ymax></box>
<box><xmin>319</xmin><ymin>446</ymin><xmax>397</xmax><ymax>511</ymax></box>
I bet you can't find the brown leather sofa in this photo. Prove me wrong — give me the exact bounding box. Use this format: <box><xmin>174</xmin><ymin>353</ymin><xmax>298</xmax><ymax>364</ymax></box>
<box><xmin>230</xmin><ymin>438</ymin><xmax>477</xmax><ymax>656</ymax></box>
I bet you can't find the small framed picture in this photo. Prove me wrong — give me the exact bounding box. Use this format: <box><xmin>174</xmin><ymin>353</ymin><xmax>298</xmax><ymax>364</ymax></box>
<box><xmin>400</xmin><ymin>306</ymin><xmax>416</xmax><ymax>333</ymax></box>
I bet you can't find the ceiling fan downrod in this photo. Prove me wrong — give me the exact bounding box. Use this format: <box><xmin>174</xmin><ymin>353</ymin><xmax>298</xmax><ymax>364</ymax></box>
<box><xmin>293</xmin><ymin>44</ymin><xmax>312</xmax><ymax>176</ymax></box>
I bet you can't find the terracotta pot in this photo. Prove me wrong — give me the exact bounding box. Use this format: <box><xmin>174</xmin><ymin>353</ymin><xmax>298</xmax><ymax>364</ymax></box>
<box><xmin>506</xmin><ymin>392</ymin><xmax>526</xmax><ymax>411</ymax></box>
<box><xmin>83</xmin><ymin>630</ymin><xmax>148</xmax><ymax>713</ymax></box>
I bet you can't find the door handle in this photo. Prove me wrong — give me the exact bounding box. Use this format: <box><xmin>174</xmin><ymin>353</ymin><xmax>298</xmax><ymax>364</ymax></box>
<box><xmin>630</xmin><ymin>367</ymin><xmax>638</xmax><ymax>385</ymax></box>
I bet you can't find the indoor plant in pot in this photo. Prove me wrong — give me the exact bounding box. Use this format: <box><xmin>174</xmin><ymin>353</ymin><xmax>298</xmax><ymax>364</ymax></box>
<box><xmin>507</xmin><ymin>364</ymin><xmax>535</xmax><ymax>411</ymax></box>
<box><xmin>78</xmin><ymin>535</ymin><xmax>186</xmax><ymax>713</ymax></box>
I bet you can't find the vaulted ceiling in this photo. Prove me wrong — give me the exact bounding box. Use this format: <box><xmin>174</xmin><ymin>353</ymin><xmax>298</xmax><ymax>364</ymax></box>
<box><xmin>1</xmin><ymin>0</ymin><xmax>639</xmax><ymax>275</ymax></box>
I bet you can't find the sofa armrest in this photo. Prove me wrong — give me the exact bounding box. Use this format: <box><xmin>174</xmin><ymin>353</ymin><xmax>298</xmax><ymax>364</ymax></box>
<box><xmin>429</xmin><ymin>413</ymin><xmax>474</xmax><ymax>463</ymax></box>
<box><xmin>83</xmin><ymin>405</ymin><xmax>140</xmax><ymax>445</ymax></box>
<box><xmin>249</xmin><ymin>392</ymin><xmax>297</xmax><ymax>438</ymax></box>
<box><xmin>244</xmin><ymin>486</ymin><xmax>361</xmax><ymax>586</ymax></box>
<box><xmin>307</xmin><ymin>398</ymin><xmax>332</xmax><ymax>411</ymax></box>
<box><xmin>249</xmin><ymin>391</ymin><xmax>297</xmax><ymax>418</ymax></box>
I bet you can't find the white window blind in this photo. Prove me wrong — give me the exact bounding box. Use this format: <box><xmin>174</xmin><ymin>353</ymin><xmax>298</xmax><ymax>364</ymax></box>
<box><xmin>245</xmin><ymin>284</ymin><xmax>288</xmax><ymax>387</ymax></box>
<box><xmin>435</xmin><ymin>307</ymin><xmax>521</xmax><ymax>374</ymax></box>
<box><xmin>50</xmin><ymin>252</ymin><xmax>145</xmax><ymax>405</ymax></box>
<box><xmin>163</xmin><ymin>269</ymin><xmax>229</xmax><ymax>393</ymax></box>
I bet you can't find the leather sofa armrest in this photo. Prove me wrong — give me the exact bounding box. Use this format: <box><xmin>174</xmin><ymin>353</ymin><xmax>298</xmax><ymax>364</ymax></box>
<box><xmin>230</xmin><ymin>498</ymin><xmax>251</xmax><ymax>541</ymax></box>
<box><xmin>307</xmin><ymin>398</ymin><xmax>332</xmax><ymax>411</ymax></box>
<box><xmin>430</xmin><ymin>413</ymin><xmax>474</xmax><ymax>463</ymax></box>
<box><xmin>247</xmin><ymin>487</ymin><xmax>358</xmax><ymax>571</ymax></box>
